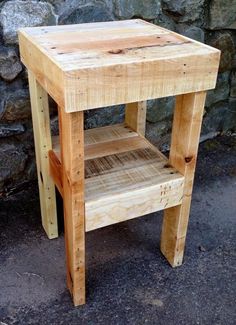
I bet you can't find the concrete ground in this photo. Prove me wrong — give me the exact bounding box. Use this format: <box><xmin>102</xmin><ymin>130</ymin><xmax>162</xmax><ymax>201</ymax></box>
<box><xmin>0</xmin><ymin>135</ymin><xmax>236</xmax><ymax>325</ymax></box>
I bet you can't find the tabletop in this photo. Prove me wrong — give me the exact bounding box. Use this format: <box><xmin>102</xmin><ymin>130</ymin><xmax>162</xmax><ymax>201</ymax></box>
<box><xmin>18</xmin><ymin>19</ymin><xmax>220</xmax><ymax>112</ymax></box>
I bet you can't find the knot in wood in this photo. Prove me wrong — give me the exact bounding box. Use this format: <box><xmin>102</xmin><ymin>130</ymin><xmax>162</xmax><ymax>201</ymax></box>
<box><xmin>185</xmin><ymin>156</ymin><xmax>193</xmax><ymax>163</ymax></box>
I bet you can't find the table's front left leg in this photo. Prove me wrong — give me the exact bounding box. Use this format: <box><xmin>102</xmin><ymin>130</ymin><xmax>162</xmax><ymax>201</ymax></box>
<box><xmin>58</xmin><ymin>108</ymin><xmax>85</xmax><ymax>306</ymax></box>
<box><xmin>28</xmin><ymin>70</ymin><xmax>58</xmax><ymax>239</ymax></box>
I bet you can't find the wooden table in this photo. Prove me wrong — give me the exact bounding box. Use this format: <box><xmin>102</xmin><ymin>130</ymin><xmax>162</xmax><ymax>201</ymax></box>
<box><xmin>18</xmin><ymin>19</ymin><xmax>220</xmax><ymax>306</ymax></box>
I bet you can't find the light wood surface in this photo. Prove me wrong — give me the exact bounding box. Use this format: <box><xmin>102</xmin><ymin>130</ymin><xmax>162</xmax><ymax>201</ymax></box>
<box><xmin>49</xmin><ymin>124</ymin><xmax>184</xmax><ymax>232</ymax></box>
<box><xmin>58</xmin><ymin>108</ymin><xmax>85</xmax><ymax>306</ymax></box>
<box><xmin>161</xmin><ymin>91</ymin><xmax>206</xmax><ymax>267</ymax></box>
<box><xmin>28</xmin><ymin>70</ymin><xmax>58</xmax><ymax>239</ymax></box>
<box><xmin>125</xmin><ymin>101</ymin><xmax>147</xmax><ymax>136</ymax></box>
<box><xmin>19</xmin><ymin>20</ymin><xmax>220</xmax><ymax>306</ymax></box>
<box><xmin>19</xmin><ymin>19</ymin><xmax>220</xmax><ymax>112</ymax></box>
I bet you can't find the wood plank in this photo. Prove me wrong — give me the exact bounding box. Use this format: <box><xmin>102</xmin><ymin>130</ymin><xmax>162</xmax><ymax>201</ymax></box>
<box><xmin>52</xmin><ymin>123</ymin><xmax>136</xmax><ymax>150</ymax></box>
<box><xmin>85</xmin><ymin>147</ymin><xmax>158</xmax><ymax>178</ymax></box>
<box><xmin>52</xmin><ymin>123</ymin><xmax>142</xmax><ymax>160</ymax></box>
<box><xmin>85</xmin><ymin>123</ymin><xmax>137</xmax><ymax>145</ymax></box>
<box><xmin>19</xmin><ymin>20</ymin><xmax>220</xmax><ymax>112</ymax></box>
<box><xmin>49</xmin><ymin>150</ymin><xmax>63</xmax><ymax>196</ymax></box>
<box><xmin>85</xmin><ymin>136</ymin><xmax>147</xmax><ymax>160</ymax></box>
<box><xmin>21</xmin><ymin>19</ymin><xmax>167</xmax><ymax>38</ymax></box>
<box><xmin>49</xmin><ymin>123</ymin><xmax>184</xmax><ymax>233</ymax></box>
<box><xmin>28</xmin><ymin>70</ymin><xmax>58</xmax><ymax>239</ymax></box>
<box><xmin>58</xmin><ymin>108</ymin><xmax>85</xmax><ymax>306</ymax></box>
<box><xmin>63</xmin><ymin>51</ymin><xmax>219</xmax><ymax>111</ymax></box>
<box><xmin>85</xmin><ymin>160</ymin><xmax>183</xmax><ymax>203</ymax></box>
<box><xmin>161</xmin><ymin>91</ymin><xmax>206</xmax><ymax>267</ymax></box>
<box><xmin>125</xmin><ymin>101</ymin><xmax>147</xmax><ymax>136</ymax></box>
<box><xmin>85</xmin><ymin>168</ymin><xmax>184</xmax><ymax>232</ymax></box>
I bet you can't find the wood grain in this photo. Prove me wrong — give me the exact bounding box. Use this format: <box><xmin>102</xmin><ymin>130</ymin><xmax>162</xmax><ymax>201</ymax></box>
<box><xmin>49</xmin><ymin>124</ymin><xmax>184</xmax><ymax>232</ymax></box>
<box><xmin>125</xmin><ymin>101</ymin><xmax>147</xmax><ymax>136</ymax></box>
<box><xmin>19</xmin><ymin>19</ymin><xmax>220</xmax><ymax>112</ymax></box>
<box><xmin>28</xmin><ymin>70</ymin><xmax>58</xmax><ymax>239</ymax></box>
<box><xmin>58</xmin><ymin>108</ymin><xmax>85</xmax><ymax>306</ymax></box>
<box><xmin>161</xmin><ymin>91</ymin><xmax>207</xmax><ymax>267</ymax></box>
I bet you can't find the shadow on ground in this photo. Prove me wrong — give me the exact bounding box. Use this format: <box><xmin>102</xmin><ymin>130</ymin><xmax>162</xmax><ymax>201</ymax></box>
<box><xmin>0</xmin><ymin>135</ymin><xmax>236</xmax><ymax>325</ymax></box>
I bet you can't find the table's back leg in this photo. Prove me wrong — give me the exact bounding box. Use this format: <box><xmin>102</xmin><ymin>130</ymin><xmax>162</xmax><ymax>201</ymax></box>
<box><xmin>125</xmin><ymin>101</ymin><xmax>147</xmax><ymax>136</ymax></box>
<box><xmin>58</xmin><ymin>108</ymin><xmax>85</xmax><ymax>306</ymax></box>
<box><xmin>28</xmin><ymin>70</ymin><xmax>58</xmax><ymax>239</ymax></box>
<box><xmin>161</xmin><ymin>91</ymin><xmax>206</xmax><ymax>267</ymax></box>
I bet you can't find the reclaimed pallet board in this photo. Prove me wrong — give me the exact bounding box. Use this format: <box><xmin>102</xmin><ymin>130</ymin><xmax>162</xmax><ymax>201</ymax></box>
<box><xmin>18</xmin><ymin>19</ymin><xmax>220</xmax><ymax>112</ymax></box>
<box><xmin>49</xmin><ymin>123</ymin><xmax>184</xmax><ymax>232</ymax></box>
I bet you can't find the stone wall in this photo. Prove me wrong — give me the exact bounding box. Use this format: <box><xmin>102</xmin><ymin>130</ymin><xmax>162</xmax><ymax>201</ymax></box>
<box><xmin>0</xmin><ymin>0</ymin><xmax>235</xmax><ymax>193</ymax></box>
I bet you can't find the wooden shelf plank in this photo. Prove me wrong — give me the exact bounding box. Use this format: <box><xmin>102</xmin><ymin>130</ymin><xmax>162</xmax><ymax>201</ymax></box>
<box><xmin>50</xmin><ymin>124</ymin><xmax>184</xmax><ymax>232</ymax></box>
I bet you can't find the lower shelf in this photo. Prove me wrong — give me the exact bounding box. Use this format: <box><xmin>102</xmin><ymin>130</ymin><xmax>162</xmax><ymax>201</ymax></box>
<box><xmin>50</xmin><ymin>123</ymin><xmax>184</xmax><ymax>231</ymax></box>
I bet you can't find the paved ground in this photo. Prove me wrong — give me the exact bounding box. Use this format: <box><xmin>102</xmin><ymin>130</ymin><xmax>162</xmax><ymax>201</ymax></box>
<box><xmin>0</xmin><ymin>135</ymin><xmax>236</xmax><ymax>325</ymax></box>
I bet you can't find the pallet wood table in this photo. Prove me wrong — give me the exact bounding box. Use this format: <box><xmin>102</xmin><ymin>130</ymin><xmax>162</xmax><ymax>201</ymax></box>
<box><xmin>18</xmin><ymin>19</ymin><xmax>220</xmax><ymax>306</ymax></box>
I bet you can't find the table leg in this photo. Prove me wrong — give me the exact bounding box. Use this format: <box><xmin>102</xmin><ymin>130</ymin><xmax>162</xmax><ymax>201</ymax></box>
<box><xmin>58</xmin><ymin>107</ymin><xmax>85</xmax><ymax>306</ymax></box>
<box><xmin>125</xmin><ymin>101</ymin><xmax>147</xmax><ymax>136</ymax></box>
<box><xmin>161</xmin><ymin>91</ymin><xmax>206</xmax><ymax>267</ymax></box>
<box><xmin>28</xmin><ymin>70</ymin><xmax>58</xmax><ymax>239</ymax></box>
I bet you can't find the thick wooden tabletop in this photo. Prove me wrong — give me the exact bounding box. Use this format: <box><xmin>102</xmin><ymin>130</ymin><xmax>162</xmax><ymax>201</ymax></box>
<box><xmin>18</xmin><ymin>19</ymin><xmax>220</xmax><ymax>112</ymax></box>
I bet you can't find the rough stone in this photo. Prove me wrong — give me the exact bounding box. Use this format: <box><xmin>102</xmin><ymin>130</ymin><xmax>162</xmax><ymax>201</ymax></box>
<box><xmin>154</xmin><ymin>13</ymin><xmax>177</xmax><ymax>31</ymax></box>
<box><xmin>0</xmin><ymin>143</ymin><xmax>28</xmax><ymax>188</ymax></box>
<box><xmin>146</xmin><ymin>97</ymin><xmax>175</xmax><ymax>123</ymax></box>
<box><xmin>85</xmin><ymin>105</ymin><xmax>125</xmax><ymax>129</ymax></box>
<box><xmin>146</xmin><ymin>120</ymin><xmax>172</xmax><ymax>151</ymax></box>
<box><xmin>114</xmin><ymin>0</ymin><xmax>161</xmax><ymax>19</ymax></box>
<box><xmin>50</xmin><ymin>116</ymin><xmax>59</xmax><ymax>136</ymax></box>
<box><xmin>202</xmin><ymin>101</ymin><xmax>230</xmax><ymax>134</ymax></box>
<box><xmin>230</xmin><ymin>71</ymin><xmax>236</xmax><ymax>97</ymax></box>
<box><xmin>207</xmin><ymin>32</ymin><xmax>235</xmax><ymax>72</ymax></box>
<box><xmin>1</xmin><ymin>89</ymin><xmax>31</xmax><ymax>121</ymax></box>
<box><xmin>162</xmin><ymin>0</ymin><xmax>205</xmax><ymax>24</ymax></box>
<box><xmin>221</xmin><ymin>98</ymin><xmax>236</xmax><ymax>131</ymax></box>
<box><xmin>206</xmin><ymin>72</ymin><xmax>230</xmax><ymax>107</ymax></box>
<box><xmin>177</xmin><ymin>25</ymin><xmax>205</xmax><ymax>43</ymax></box>
<box><xmin>0</xmin><ymin>0</ymin><xmax>57</xmax><ymax>44</ymax></box>
<box><xmin>60</xmin><ymin>3</ymin><xmax>113</xmax><ymax>24</ymax></box>
<box><xmin>232</xmin><ymin>54</ymin><xmax>236</xmax><ymax>70</ymax></box>
<box><xmin>0</xmin><ymin>123</ymin><xmax>25</xmax><ymax>138</ymax></box>
<box><xmin>208</xmin><ymin>0</ymin><xmax>236</xmax><ymax>30</ymax></box>
<box><xmin>0</xmin><ymin>46</ymin><xmax>22</xmax><ymax>82</ymax></box>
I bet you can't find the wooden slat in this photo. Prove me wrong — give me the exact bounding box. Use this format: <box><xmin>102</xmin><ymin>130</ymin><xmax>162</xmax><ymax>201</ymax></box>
<box><xmin>85</xmin><ymin>147</ymin><xmax>158</xmax><ymax>178</ymax></box>
<box><xmin>85</xmin><ymin>136</ymin><xmax>147</xmax><ymax>160</ymax></box>
<box><xmin>58</xmin><ymin>108</ymin><xmax>85</xmax><ymax>306</ymax></box>
<box><xmin>49</xmin><ymin>124</ymin><xmax>185</xmax><ymax>233</ymax></box>
<box><xmin>52</xmin><ymin>123</ymin><xmax>136</xmax><ymax>150</ymax></box>
<box><xmin>19</xmin><ymin>19</ymin><xmax>220</xmax><ymax>112</ymax></box>
<box><xmin>161</xmin><ymin>91</ymin><xmax>206</xmax><ymax>267</ymax></box>
<box><xmin>48</xmin><ymin>150</ymin><xmax>63</xmax><ymax>196</ymax></box>
<box><xmin>28</xmin><ymin>70</ymin><xmax>58</xmax><ymax>239</ymax></box>
<box><xmin>85</xmin><ymin>123</ymin><xmax>137</xmax><ymax>145</ymax></box>
<box><xmin>85</xmin><ymin>166</ymin><xmax>184</xmax><ymax>232</ymax></box>
<box><xmin>52</xmin><ymin>123</ymin><xmax>142</xmax><ymax>159</ymax></box>
<box><xmin>125</xmin><ymin>101</ymin><xmax>147</xmax><ymax>136</ymax></box>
